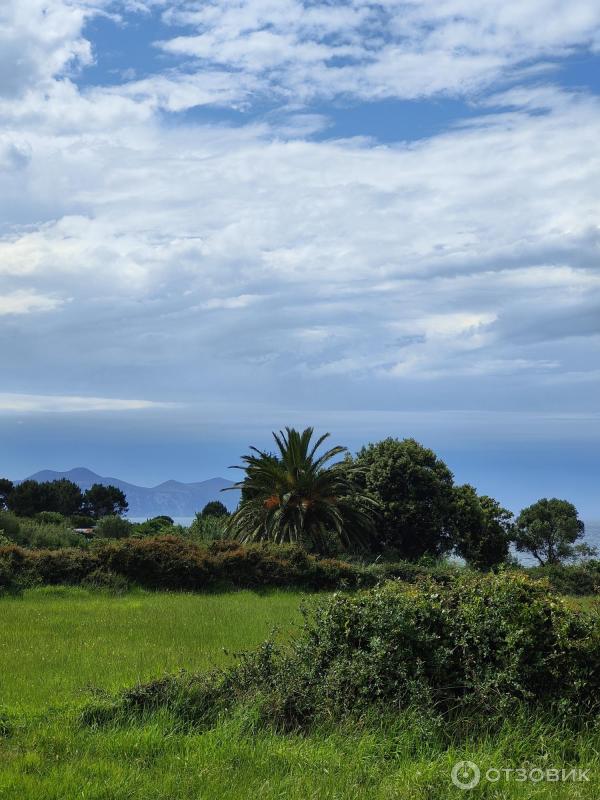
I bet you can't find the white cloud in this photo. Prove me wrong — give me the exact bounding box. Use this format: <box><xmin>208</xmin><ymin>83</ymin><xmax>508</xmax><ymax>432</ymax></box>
<box><xmin>0</xmin><ymin>0</ymin><xmax>94</xmax><ymax>98</ymax></box>
<box><xmin>1</xmin><ymin>2</ymin><xmax>599</xmax><ymax>419</ymax></box>
<box><xmin>149</xmin><ymin>0</ymin><xmax>600</xmax><ymax>106</ymax></box>
<box><xmin>0</xmin><ymin>393</ymin><xmax>175</xmax><ymax>413</ymax></box>
<box><xmin>0</xmin><ymin>290</ymin><xmax>63</xmax><ymax>315</ymax></box>
<box><xmin>1</xmin><ymin>85</ymin><xmax>599</xmax><ymax>398</ymax></box>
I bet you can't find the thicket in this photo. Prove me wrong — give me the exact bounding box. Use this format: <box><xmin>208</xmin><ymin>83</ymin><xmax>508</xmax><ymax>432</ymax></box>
<box><xmin>84</xmin><ymin>572</ymin><xmax>600</xmax><ymax>732</ymax></box>
<box><xmin>0</xmin><ymin>536</ymin><xmax>367</xmax><ymax>593</ymax></box>
<box><xmin>1</xmin><ymin>533</ymin><xmax>599</xmax><ymax>596</ymax></box>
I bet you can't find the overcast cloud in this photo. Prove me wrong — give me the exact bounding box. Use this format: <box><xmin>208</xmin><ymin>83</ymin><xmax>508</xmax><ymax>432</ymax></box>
<box><xmin>1</xmin><ymin>0</ymin><xmax>599</xmax><ymax>508</ymax></box>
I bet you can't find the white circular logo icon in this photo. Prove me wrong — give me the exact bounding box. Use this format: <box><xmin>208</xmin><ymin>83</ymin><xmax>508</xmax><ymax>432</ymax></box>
<box><xmin>451</xmin><ymin>760</ymin><xmax>481</xmax><ymax>790</ymax></box>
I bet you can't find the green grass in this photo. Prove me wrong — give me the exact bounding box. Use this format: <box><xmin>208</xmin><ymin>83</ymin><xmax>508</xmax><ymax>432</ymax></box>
<box><xmin>0</xmin><ymin>586</ymin><xmax>306</xmax><ymax>714</ymax></box>
<box><xmin>0</xmin><ymin>588</ymin><xmax>598</xmax><ymax>799</ymax></box>
<box><xmin>564</xmin><ymin>594</ymin><xmax>599</xmax><ymax>613</ymax></box>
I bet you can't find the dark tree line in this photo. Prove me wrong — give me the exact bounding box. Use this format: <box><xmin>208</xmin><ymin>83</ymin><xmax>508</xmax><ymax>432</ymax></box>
<box><xmin>0</xmin><ymin>478</ymin><xmax>128</xmax><ymax>520</ymax></box>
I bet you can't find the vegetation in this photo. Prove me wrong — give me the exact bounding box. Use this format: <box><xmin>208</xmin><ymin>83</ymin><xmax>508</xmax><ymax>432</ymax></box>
<box><xmin>451</xmin><ymin>484</ymin><xmax>513</xmax><ymax>569</ymax></box>
<box><xmin>82</xmin><ymin>483</ymin><xmax>128</xmax><ymax>519</ymax></box>
<box><xmin>225</xmin><ymin>427</ymin><xmax>377</xmax><ymax>553</ymax></box>
<box><xmin>201</xmin><ymin>500</ymin><xmax>230</xmax><ymax>517</ymax></box>
<box><xmin>95</xmin><ymin>572</ymin><xmax>599</xmax><ymax>732</ymax></box>
<box><xmin>187</xmin><ymin>511</ymin><xmax>228</xmax><ymax>542</ymax></box>
<box><xmin>0</xmin><ymin>536</ymin><xmax>367</xmax><ymax>593</ymax></box>
<box><xmin>93</xmin><ymin>515</ymin><xmax>134</xmax><ymax>539</ymax></box>
<box><xmin>1</xmin><ymin>428</ymin><xmax>599</xmax><ymax>798</ymax></box>
<box><xmin>340</xmin><ymin>438</ymin><xmax>456</xmax><ymax>558</ymax></box>
<box><xmin>0</xmin><ymin>587</ymin><xmax>304</xmax><ymax>713</ymax></box>
<box><xmin>0</xmin><ymin>478</ymin><xmax>127</xmax><ymax>519</ymax></box>
<box><xmin>515</xmin><ymin>498</ymin><xmax>589</xmax><ymax>564</ymax></box>
<box><xmin>1</xmin><ymin>429</ymin><xmax>596</xmax><ymax>572</ymax></box>
<box><xmin>1</xmin><ymin>581</ymin><xmax>598</xmax><ymax>799</ymax></box>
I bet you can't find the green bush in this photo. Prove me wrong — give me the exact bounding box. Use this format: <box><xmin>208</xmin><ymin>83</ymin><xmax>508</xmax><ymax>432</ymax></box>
<box><xmin>99</xmin><ymin>572</ymin><xmax>600</xmax><ymax>732</ymax></box>
<box><xmin>0</xmin><ymin>536</ymin><xmax>368</xmax><ymax>592</ymax></box>
<box><xmin>365</xmin><ymin>558</ymin><xmax>463</xmax><ymax>585</ymax></box>
<box><xmin>130</xmin><ymin>516</ymin><xmax>175</xmax><ymax>537</ymax></box>
<box><xmin>11</xmin><ymin>519</ymin><xmax>88</xmax><ymax>549</ymax></box>
<box><xmin>187</xmin><ymin>513</ymin><xmax>228</xmax><ymax>543</ymax></box>
<box><xmin>0</xmin><ymin>548</ymin><xmax>26</xmax><ymax>595</ymax></box>
<box><xmin>3</xmin><ymin>533</ymin><xmax>597</xmax><ymax>597</ymax></box>
<box><xmin>35</xmin><ymin>511</ymin><xmax>66</xmax><ymax>525</ymax></box>
<box><xmin>0</xmin><ymin>511</ymin><xmax>20</xmax><ymax>541</ymax></box>
<box><xmin>69</xmin><ymin>514</ymin><xmax>96</xmax><ymax>528</ymax></box>
<box><xmin>94</xmin><ymin>516</ymin><xmax>133</xmax><ymax>539</ymax></box>
<box><xmin>81</xmin><ymin>568</ymin><xmax>130</xmax><ymax>594</ymax></box>
<box><xmin>526</xmin><ymin>561</ymin><xmax>600</xmax><ymax>595</ymax></box>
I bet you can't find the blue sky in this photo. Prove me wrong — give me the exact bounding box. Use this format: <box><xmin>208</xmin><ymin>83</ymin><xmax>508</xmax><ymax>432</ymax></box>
<box><xmin>1</xmin><ymin>1</ymin><xmax>600</xmax><ymax>517</ymax></box>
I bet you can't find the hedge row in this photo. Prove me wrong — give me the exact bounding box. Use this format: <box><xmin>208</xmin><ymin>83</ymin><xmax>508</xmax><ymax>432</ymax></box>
<box><xmin>0</xmin><ymin>536</ymin><xmax>369</xmax><ymax>592</ymax></box>
<box><xmin>1</xmin><ymin>536</ymin><xmax>599</xmax><ymax>595</ymax></box>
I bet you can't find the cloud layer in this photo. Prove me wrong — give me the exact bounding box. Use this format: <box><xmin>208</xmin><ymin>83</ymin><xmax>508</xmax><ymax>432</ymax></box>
<box><xmin>1</xmin><ymin>0</ymin><xmax>599</xmax><ymax>436</ymax></box>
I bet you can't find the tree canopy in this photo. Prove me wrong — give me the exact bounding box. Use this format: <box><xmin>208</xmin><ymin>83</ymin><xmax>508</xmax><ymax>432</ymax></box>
<box><xmin>201</xmin><ymin>501</ymin><xmax>229</xmax><ymax>518</ymax></box>
<box><xmin>226</xmin><ymin>427</ymin><xmax>377</xmax><ymax>553</ymax></box>
<box><xmin>82</xmin><ymin>484</ymin><xmax>128</xmax><ymax>519</ymax></box>
<box><xmin>514</xmin><ymin>498</ymin><xmax>587</xmax><ymax>565</ymax></box>
<box><xmin>451</xmin><ymin>484</ymin><xmax>513</xmax><ymax>569</ymax></box>
<box><xmin>344</xmin><ymin>438</ymin><xmax>455</xmax><ymax>559</ymax></box>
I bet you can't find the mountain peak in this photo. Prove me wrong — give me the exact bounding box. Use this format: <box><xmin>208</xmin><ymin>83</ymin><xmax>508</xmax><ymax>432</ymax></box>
<box><xmin>23</xmin><ymin>467</ymin><xmax>238</xmax><ymax>517</ymax></box>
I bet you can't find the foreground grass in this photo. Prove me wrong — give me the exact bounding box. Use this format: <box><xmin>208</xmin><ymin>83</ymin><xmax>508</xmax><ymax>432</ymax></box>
<box><xmin>1</xmin><ymin>587</ymin><xmax>598</xmax><ymax>799</ymax></box>
<box><xmin>2</xmin><ymin>709</ymin><xmax>598</xmax><ymax>799</ymax></box>
<box><xmin>0</xmin><ymin>587</ymin><xmax>306</xmax><ymax>714</ymax></box>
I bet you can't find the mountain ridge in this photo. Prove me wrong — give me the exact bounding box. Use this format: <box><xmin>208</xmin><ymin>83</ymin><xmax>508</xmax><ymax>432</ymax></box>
<box><xmin>25</xmin><ymin>468</ymin><xmax>239</xmax><ymax>517</ymax></box>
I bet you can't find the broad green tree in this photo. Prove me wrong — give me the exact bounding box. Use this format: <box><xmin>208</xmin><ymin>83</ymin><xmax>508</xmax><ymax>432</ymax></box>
<box><xmin>201</xmin><ymin>501</ymin><xmax>229</xmax><ymax>518</ymax></box>
<box><xmin>6</xmin><ymin>478</ymin><xmax>82</xmax><ymax>517</ymax></box>
<box><xmin>50</xmin><ymin>479</ymin><xmax>84</xmax><ymax>516</ymax></box>
<box><xmin>226</xmin><ymin>427</ymin><xmax>377</xmax><ymax>553</ymax></box>
<box><xmin>83</xmin><ymin>484</ymin><xmax>128</xmax><ymax>519</ymax></box>
<box><xmin>514</xmin><ymin>498</ymin><xmax>587</xmax><ymax>565</ymax></box>
<box><xmin>7</xmin><ymin>480</ymin><xmax>54</xmax><ymax>517</ymax></box>
<box><xmin>451</xmin><ymin>484</ymin><xmax>513</xmax><ymax>569</ymax></box>
<box><xmin>345</xmin><ymin>438</ymin><xmax>455</xmax><ymax>559</ymax></box>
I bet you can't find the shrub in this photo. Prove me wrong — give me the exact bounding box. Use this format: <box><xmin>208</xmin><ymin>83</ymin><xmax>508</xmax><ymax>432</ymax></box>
<box><xmin>0</xmin><ymin>511</ymin><xmax>20</xmax><ymax>541</ymax></box>
<box><xmin>10</xmin><ymin>519</ymin><xmax>88</xmax><ymax>549</ymax></box>
<box><xmin>0</xmin><ymin>535</ymin><xmax>368</xmax><ymax>592</ymax></box>
<box><xmin>94</xmin><ymin>516</ymin><xmax>134</xmax><ymax>539</ymax></box>
<box><xmin>35</xmin><ymin>511</ymin><xmax>66</xmax><ymax>526</ymax></box>
<box><xmin>365</xmin><ymin>558</ymin><xmax>462</xmax><ymax>585</ymax></box>
<box><xmin>97</xmin><ymin>535</ymin><xmax>212</xmax><ymax>590</ymax></box>
<box><xmin>69</xmin><ymin>514</ymin><xmax>96</xmax><ymax>528</ymax></box>
<box><xmin>0</xmin><ymin>548</ymin><xmax>26</xmax><ymax>594</ymax></box>
<box><xmin>201</xmin><ymin>501</ymin><xmax>229</xmax><ymax>518</ymax></box>
<box><xmin>131</xmin><ymin>516</ymin><xmax>181</xmax><ymax>537</ymax></box>
<box><xmin>82</xmin><ymin>568</ymin><xmax>130</xmax><ymax>594</ymax></box>
<box><xmin>187</xmin><ymin>513</ymin><xmax>227</xmax><ymax>543</ymax></box>
<box><xmin>27</xmin><ymin>547</ymin><xmax>98</xmax><ymax>584</ymax></box>
<box><xmin>98</xmin><ymin>572</ymin><xmax>600</xmax><ymax>731</ymax></box>
<box><xmin>526</xmin><ymin>561</ymin><xmax>600</xmax><ymax>596</ymax></box>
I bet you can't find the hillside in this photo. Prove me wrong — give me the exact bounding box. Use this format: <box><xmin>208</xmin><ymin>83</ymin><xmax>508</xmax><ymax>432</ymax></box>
<box><xmin>26</xmin><ymin>468</ymin><xmax>239</xmax><ymax>518</ymax></box>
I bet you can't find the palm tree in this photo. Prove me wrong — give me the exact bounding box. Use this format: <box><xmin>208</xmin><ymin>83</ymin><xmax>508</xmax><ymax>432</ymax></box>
<box><xmin>224</xmin><ymin>427</ymin><xmax>376</xmax><ymax>553</ymax></box>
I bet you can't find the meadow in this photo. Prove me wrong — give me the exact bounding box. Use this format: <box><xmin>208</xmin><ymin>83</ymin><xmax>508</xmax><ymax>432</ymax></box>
<box><xmin>0</xmin><ymin>587</ymin><xmax>306</xmax><ymax>713</ymax></box>
<box><xmin>1</xmin><ymin>586</ymin><xmax>599</xmax><ymax>799</ymax></box>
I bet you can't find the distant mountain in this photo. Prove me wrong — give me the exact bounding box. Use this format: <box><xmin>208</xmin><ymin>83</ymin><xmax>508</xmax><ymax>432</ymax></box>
<box><xmin>25</xmin><ymin>468</ymin><xmax>239</xmax><ymax>518</ymax></box>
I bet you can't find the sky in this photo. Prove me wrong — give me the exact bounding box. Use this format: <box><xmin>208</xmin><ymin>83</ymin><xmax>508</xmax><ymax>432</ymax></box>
<box><xmin>1</xmin><ymin>0</ymin><xmax>599</xmax><ymax>517</ymax></box>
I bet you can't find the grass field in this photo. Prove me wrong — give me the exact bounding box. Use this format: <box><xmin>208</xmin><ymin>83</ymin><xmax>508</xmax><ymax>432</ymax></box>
<box><xmin>1</xmin><ymin>588</ymin><xmax>599</xmax><ymax>799</ymax></box>
<box><xmin>0</xmin><ymin>587</ymin><xmax>307</xmax><ymax>714</ymax></box>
